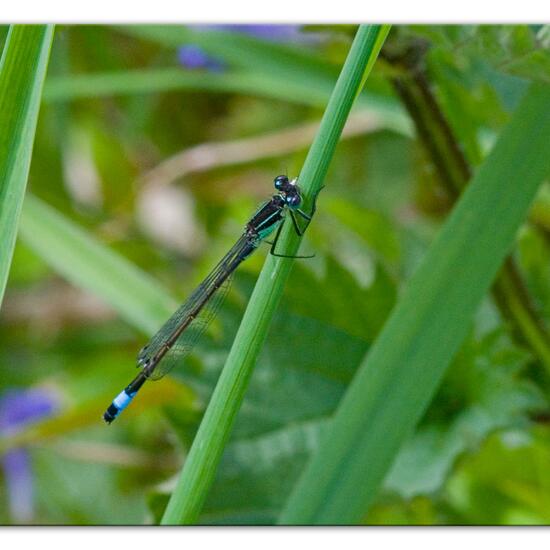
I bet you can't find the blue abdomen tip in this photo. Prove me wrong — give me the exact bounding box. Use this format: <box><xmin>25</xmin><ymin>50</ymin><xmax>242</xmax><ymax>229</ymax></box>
<box><xmin>113</xmin><ymin>390</ymin><xmax>134</xmax><ymax>412</ymax></box>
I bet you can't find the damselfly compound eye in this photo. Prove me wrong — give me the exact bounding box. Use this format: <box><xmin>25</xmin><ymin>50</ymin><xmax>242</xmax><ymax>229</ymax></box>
<box><xmin>286</xmin><ymin>194</ymin><xmax>301</xmax><ymax>208</ymax></box>
<box><xmin>274</xmin><ymin>175</ymin><xmax>288</xmax><ymax>190</ymax></box>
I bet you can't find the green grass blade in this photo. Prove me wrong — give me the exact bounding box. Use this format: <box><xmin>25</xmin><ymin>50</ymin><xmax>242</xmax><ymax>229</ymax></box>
<box><xmin>43</xmin><ymin>68</ymin><xmax>337</xmax><ymax>108</ymax></box>
<box><xmin>160</xmin><ymin>24</ymin><xmax>391</xmax><ymax>526</ymax></box>
<box><xmin>0</xmin><ymin>25</ymin><xmax>54</xmax><ymax>307</ymax></box>
<box><xmin>43</xmin><ymin>69</ymin><xmax>411</xmax><ymax>137</ymax></box>
<box><xmin>278</xmin><ymin>82</ymin><xmax>550</xmax><ymax>525</ymax></box>
<box><xmin>19</xmin><ymin>194</ymin><xmax>176</xmax><ymax>335</ymax></box>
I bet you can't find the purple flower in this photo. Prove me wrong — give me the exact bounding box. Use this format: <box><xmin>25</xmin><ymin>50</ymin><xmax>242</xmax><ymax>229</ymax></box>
<box><xmin>2</xmin><ymin>448</ymin><xmax>33</xmax><ymax>523</ymax></box>
<box><xmin>0</xmin><ymin>388</ymin><xmax>59</xmax><ymax>523</ymax></box>
<box><xmin>177</xmin><ymin>45</ymin><xmax>225</xmax><ymax>72</ymax></box>
<box><xmin>206</xmin><ymin>24</ymin><xmax>305</xmax><ymax>42</ymax></box>
<box><xmin>177</xmin><ymin>25</ymin><xmax>318</xmax><ymax>73</ymax></box>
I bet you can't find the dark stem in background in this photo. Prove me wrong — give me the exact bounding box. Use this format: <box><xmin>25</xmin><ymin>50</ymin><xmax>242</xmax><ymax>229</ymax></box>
<box><xmin>382</xmin><ymin>36</ymin><xmax>550</xmax><ymax>372</ymax></box>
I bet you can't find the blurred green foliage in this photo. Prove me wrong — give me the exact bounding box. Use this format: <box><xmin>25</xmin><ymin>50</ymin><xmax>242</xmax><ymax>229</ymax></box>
<box><xmin>0</xmin><ymin>24</ymin><xmax>549</xmax><ymax>525</ymax></box>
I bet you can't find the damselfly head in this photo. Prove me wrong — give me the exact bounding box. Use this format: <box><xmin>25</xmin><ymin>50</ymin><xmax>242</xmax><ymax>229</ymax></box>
<box><xmin>285</xmin><ymin>192</ymin><xmax>301</xmax><ymax>208</ymax></box>
<box><xmin>273</xmin><ymin>175</ymin><xmax>289</xmax><ymax>190</ymax></box>
<box><xmin>274</xmin><ymin>175</ymin><xmax>301</xmax><ymax>209</ymax></box>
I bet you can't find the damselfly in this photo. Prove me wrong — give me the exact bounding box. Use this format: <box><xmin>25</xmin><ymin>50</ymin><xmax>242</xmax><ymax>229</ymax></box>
<box><xmin>103</xmin><ymin>175</ymin><xmax>318</xmax><ymax>423</ymax></box>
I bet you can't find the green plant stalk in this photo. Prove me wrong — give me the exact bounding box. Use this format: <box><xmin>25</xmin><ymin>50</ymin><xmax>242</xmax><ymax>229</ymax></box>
<box><xmin>386</xmin><ymin>54</ymin><xmax>550</xmax><ymax>374</ymax></box>
<box><xmin>492</xmin><ymin>258</ymin><xmax>550</xmax><ymax>369</ymax></box>
<box><xmin>160</xmin><ymin>24</ymin><xmax>391</xmax><ymax>525</ymax></box>
<box><xmin>0</xmin><ymin>25</ymin><xmax>54</xmax><ymax>307</ymax></box>
<box><xmin>278</xmin><ymin>82</ymin><xmax>550</xmax><ymax>525</ymax></box>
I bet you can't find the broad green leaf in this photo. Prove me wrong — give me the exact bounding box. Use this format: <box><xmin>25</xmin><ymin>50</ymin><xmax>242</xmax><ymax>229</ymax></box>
<box><xmin>409</xmin><ymin>25</ymin><xmax>550</xmax><ymax>85</ymax></box>
<box><xmin>446</xmin><ymin>429</ymin><xmax>550</xmax><ymax>524</ymax></box>
<box><xmin>201</xmin><ymin>417</ymin><xmax>329</xmax><ymax>524</ymax></box>
<box><xmin>279</xmin><ymin>82</ymin><xmax>550</xmax><ymax>524</ymax></box>
<box><xmin>323</xmin><ymin>196</ymin><xmax>401</xmax><ymax>263</ymax></box>
<box><xmin>473</xmin><ymin>25</ymin><xmax>550</xmax><ymax>84</ymax></box>
<box><xmin>0</xmin><ymin>25</ymin><xmax>54</xmax><ymax>306</ymax></box>
<box><xmin>34</xmin><ymin>447</ymin><xmax>147</xmax><ymax>525</ymax></box>
<box><xmin>403</xmin><ymin>26</ymin><xmax>539</xmax><ymax>165</ymax></box>
<box><xmin>383</xmin><ymin>329</ymin><xmax>544</xmax><ymax>499</ymax></box>
<box><xmin>283</xmin><ymin>258</ymin><xmax>397</xmax><ymax>342</ymax></box>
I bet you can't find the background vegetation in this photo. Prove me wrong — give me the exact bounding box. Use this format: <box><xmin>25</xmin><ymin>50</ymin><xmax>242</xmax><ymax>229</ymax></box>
<box><xmin>1</xmin><ymin>24</ymin><xmax>550</xmax><ymax>525</ymax></box>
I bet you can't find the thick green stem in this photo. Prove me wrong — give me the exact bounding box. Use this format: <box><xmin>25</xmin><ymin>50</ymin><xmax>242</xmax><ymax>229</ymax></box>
<box><xmin>160</xmin><ymin>24</ymin><xmax>391</xmax><ymax>525</ymax></box>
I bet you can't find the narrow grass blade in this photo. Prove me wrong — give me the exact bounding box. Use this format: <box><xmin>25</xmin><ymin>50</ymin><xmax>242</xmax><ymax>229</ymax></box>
<box><xmin>0</xmin><ymin>25</ymin><xmax>54</xmax><ymax>307</ymax></box>
<box><xmin>19</xmin><ymin>194</ymin><xmax>176</xmax><ymax>335</ymax></box>
<box><xmin>278</xmin><ymin>82</ymin><xmax>550</xmax><ymax>525</ymax></box>
<box><xmin>160</xmin><ymin>24</ymin><xmax>391</xmax><ymax>525</ymax></box>
<box><xmin>43</xmin><ymin>68</ymin><xmax>411</xmax><ymax>137</ymax></box>
<box><xmin>44</xmin><ymin>68</ymin><xmax>332</xmax><ymax>107</ymax></box>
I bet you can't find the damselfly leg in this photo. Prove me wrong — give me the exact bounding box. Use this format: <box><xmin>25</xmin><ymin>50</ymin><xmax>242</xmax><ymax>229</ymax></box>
<box><xmin>269</xmin><ymin>186</ymin><xmax>322</xmax><ymax>259</ymax></box>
